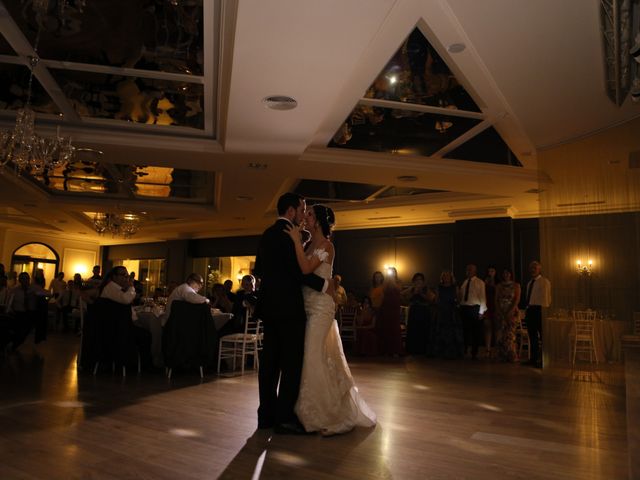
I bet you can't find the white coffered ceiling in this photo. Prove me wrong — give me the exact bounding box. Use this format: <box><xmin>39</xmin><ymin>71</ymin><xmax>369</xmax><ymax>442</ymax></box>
<box><xmin>0</xmin><ymin>0</ymin><xmax>638</xmax><ymax>244</ymax></box>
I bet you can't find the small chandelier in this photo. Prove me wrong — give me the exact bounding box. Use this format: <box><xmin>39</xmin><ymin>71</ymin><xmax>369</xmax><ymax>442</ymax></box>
<box><xmin>576</xmin><ymin>259</ymin><xmax>593</xmax><ymax>276</ymax></box>
<box><xmin>93</xmin><ymin>213</ymin><xmax>141</xmax><ymax>239</ymax></box>
<box><xmin>0</xmin><ymin>26</ymin><xmax>76</xmax><ymax>174</ymax></box>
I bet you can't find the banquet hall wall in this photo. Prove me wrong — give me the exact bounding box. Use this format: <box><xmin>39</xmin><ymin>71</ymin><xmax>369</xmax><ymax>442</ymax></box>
<box><xmin>102</xmin><ymin>218</ymin><xmax>540</xmax><ymax>298</ymax></box>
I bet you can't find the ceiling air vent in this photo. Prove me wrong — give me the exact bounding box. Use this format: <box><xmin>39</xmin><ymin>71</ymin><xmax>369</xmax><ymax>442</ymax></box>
<box><xmin>262</xmin><ymin>95</ymin><xmax>298</xmax><ymax>110</ymax></box>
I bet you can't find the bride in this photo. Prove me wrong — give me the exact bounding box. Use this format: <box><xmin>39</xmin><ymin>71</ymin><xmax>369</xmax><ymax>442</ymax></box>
<box><xmin>285</xmin><ymin>204</ymin><xmax>376</xmax><ymax>435</ymax></box>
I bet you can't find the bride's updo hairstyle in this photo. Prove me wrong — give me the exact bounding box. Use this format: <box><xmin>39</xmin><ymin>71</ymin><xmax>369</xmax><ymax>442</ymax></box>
<box><xmin>313</xmin><ymin>204</ymin><xmax>335</xmax><ymax>238</ymax></box>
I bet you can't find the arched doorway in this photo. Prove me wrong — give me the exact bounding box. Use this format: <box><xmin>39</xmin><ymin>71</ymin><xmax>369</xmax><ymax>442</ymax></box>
<box><xmin>11</xmin><ymin>243</ymin><xmax>60</xmax><ymax>283</ymax></box>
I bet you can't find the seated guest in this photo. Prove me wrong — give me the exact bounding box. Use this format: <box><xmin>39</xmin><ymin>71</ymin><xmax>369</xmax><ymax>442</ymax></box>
<box><xmin>94</xmin><ymin>267</ymin><xmax>152</xmax><ymax>371</ymax></box>
<box><xmin>210</xmin><ymin>283</ymin><xmax>232</xmax><ymax>313</ymax></box>
<box><xmin>164</xmin><ymin>273</ymin><xmax>210</xmax><ymax>324</ymax></box>
<box><xmin>99</xmin><ymin>267</ymin><xmax>137</xmax><ymax>305</ymax></box>
<box><xmin>152</xmin><ymin>287</ymin><xmax>164</xmax><ymax>302</ymax></box>
<box><xmin>222</xmin><ymin>274</ymin><xmax>258</xmax><ymax>336</ymax></box>
<box><xmin>223</xmin><ymin>279</ymin><xmax>237</xmax><ymax>303</ymax></box>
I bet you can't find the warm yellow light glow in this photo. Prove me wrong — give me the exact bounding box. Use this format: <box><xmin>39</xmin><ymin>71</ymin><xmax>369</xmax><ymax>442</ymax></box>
<box><xmin>37</xmin><ymin>263</ymin><xmax>44</xmax><ymax>269</ymax></box>
<box><xmin>73</xmin><ymin>263</ymin><xmax>88</xmax><ymax>276</ymax></box>
<box><xmin>389</xmin><ymin>75</ymin><xmax>397</xmax><ymax>84</ymax></box>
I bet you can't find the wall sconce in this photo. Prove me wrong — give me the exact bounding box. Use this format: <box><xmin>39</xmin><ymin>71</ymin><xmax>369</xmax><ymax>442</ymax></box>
<box><xmin>576</xmin><ymin>259</ymin><xmax>593</xmax><ymax>275</ymax></box>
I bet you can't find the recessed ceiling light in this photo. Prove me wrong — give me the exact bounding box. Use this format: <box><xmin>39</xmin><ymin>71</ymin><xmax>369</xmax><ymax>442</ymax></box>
<box><xmin>236</xmin><ymin>195</ymin><xmax>254</xmax><ymax>201</ymax></box>
<box><xmin>248</xmin><ymin>162</ymin><xmax>268</xmax><ymax>169</ymax></box>
<box><xmin>262</xmin><ymin>95</ymin><xmax>298</xmax><ymax>110</ymax></box>
<box><xmin>397</xmin><ymin>175</ymin><xmax>418</xmax><ymax>182</ymax></box>
<box><xmin>448</xmin><ymin>43</ymin><xmax>466</xmax><ymax>53</ymax></box>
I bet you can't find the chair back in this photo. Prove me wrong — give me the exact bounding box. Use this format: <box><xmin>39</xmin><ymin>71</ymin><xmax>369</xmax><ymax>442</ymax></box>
<box><xmin>573</xmin><ymin>310</ymin><xmax>596</xmax><ymax>336</ymax></box>
<box><xmin>163</xmin><ymin>301</ymin><xmax>218</xmax><ymax>369</ymax></box>
<box><xmin>339</xmin><ymin>306</ymin><xmax>357</xmax><ymax>342</ymax></box>
<box><xmin>633</xmin><ymin>312</ymin><xmax>640</xmax><ymax>335</ymax></box>
<box><xmin>244</xmin><ymin>310</ymin><xmax>262</xmax><ymax>339</ymax></box>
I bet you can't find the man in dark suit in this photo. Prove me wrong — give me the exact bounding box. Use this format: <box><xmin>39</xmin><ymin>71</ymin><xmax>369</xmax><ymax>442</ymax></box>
<box><xmin>254</xmin><ymin>192</ymin><xmax>330</xmax><ymax>434</ymax></box>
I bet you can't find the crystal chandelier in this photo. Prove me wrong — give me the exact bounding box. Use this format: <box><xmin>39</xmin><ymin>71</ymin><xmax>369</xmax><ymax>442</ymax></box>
<box><xmin>0</xmin><ymin>26</ymin><xmax>76</xmax><ymax>174</ymax></box>
<box><xmin>93</xmin><ymin>213</ymin><xmax>141</xmax><ymax>239</ymax></box>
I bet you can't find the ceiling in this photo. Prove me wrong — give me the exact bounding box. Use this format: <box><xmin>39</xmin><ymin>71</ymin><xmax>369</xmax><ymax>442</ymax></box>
<box><xmin>0</xmin><ymin>0</ymin><xmax>638</xmax><ymax>245</ymax></box>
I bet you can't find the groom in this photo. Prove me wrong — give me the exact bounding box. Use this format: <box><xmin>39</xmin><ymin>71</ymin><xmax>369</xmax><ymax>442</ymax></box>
<box><xmin>254</xmin><ymin>192</ymin><xmax>331</xmax><ymax>434</ymax></box>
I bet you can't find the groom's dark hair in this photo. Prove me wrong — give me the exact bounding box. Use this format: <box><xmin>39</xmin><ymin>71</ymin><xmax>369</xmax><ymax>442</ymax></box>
<box><xmin>277</xmin><ymin>192</ymin><xmax>304</xmax><ymax>216</ymax></box>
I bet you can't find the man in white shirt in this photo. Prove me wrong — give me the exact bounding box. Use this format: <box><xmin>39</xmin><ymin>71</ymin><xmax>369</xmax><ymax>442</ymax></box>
<box><xmin>164</xmin><ymin>273</ymin><xmax>209</xmax><ymax>323</ymax></box>
<box><xmin>99</xmin><ymin>266</ymin><xmax>137</xmax><ymax>305</ymax></box>
<box><xmin>523</xmin><ymin>260</ymin><xmax>551</xmax><ymax>367</ymax></box>
<box><xmin>459</xmin><ymin>264</ymin><xmax>487</xmax><ymax>360</ymax></box>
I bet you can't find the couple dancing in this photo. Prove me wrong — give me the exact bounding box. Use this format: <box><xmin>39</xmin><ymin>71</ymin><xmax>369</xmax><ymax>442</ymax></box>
<box><xmin>254</xmin><ymin>193</ymin><xmax>376</xmax><ymax>436</ymax></box>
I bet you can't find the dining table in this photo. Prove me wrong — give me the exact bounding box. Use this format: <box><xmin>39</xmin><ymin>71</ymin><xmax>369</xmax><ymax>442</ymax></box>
<box><xmin>132</xmin><ymin>304</ymin><xmax>233</xmax><ymax>367</ymax></box>
<box><xmin>543</xmin><ymin>314</ymin><xmax>631</xmax><ymax>365</ymax></box>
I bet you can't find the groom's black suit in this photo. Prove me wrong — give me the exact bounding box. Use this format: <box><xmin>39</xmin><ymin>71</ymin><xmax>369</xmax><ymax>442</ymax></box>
<box><xmin>254</xmin><ymin>218</ymin><xmax>325</xmax><ymax>428</ymax></box>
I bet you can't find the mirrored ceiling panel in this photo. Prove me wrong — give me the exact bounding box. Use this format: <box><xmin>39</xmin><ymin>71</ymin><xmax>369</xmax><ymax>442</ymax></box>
<box><xmin>294</xmin><ymin>179</ymin><xmax>384</xmax><ymax>203</ymax></box>
<box><xmin>49</xmin><ymin>70</ymin><xmax>204</xmax><ymax>128</ymax></box>
<box><xmin>2</xmin><ymin>0</ymin><xmax>204</xmax><ymax>75</ymax></box>
<box><xmin>28</xmin><ymin>161</ymin><xmax>214</xmax><ymax>203</ymax></box>
<box><xmin>443</xmin><ymin>126</ymin><xmax>522</xmax><ymax>166</ymax></box>
<box><xmin>364</xmin><ymin>28</ymin><xmax>480</xmax><ymax>112</ymax></box>
<box><xmin>0</xmin><ymin>63</ymin><xmax>60</xmax><ymax>114</ymax></box>
<box><xmin>329</xmin><ymin>105</ymin><xmax>481</xmax><ymax>157</ymax></box>
<box><xmin>376</xmin><ymin>186</ymin><xmax>446</xmax><ymax>198</ymax></box>
<box><xmin>0</xmin><ymin>33</ymin><xmax>14</xmax><ymax>55</ymax></box>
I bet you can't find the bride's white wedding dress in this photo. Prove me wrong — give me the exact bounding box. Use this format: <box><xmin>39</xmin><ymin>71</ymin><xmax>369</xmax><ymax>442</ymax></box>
<box><xmin>294</xmin><ymin>248</ymin><xmax>377</xmax><ymax>434</ymax></box>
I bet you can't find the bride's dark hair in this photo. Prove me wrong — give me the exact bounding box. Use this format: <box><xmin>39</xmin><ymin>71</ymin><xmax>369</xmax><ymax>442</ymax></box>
<box><xmin>313</xmin><ymin>204</ymin><xmax>335</xmax><ymax>238</ymax></box>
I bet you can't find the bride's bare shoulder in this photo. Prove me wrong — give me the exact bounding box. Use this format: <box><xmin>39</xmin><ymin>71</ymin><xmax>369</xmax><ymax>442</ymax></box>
<box><xmin>320</xmin><ymin>239</ymin><xmax>335</xmax><ymax>256</ymax></box>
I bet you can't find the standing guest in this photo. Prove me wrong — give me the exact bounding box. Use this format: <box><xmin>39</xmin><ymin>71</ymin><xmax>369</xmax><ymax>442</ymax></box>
<box><xmin>49</xmin><ymin>272</ymin><xmax>67</xmax><ymax>331</ymax></box>
<box><xmin>458</xmin><ymin>264</ymin><xmax>486</xmax><ymax>360</ymax></box>
<box><xmin>378</xmin><ymin>267</ymin><xmax>403</xmax><ymax>356</ymax></box>
<box><xmin>404</xmin><ymin>272</ymin><xmax>430</xmax><ymax>355</ymax></box>
<box><xmin>87</xmin><ymin>266</ymin><xmax>102</xmax><ymax>289</ymax></box>
<box><xmin>523</xmin><ymin>261</ymin><xmax>551</xmax><ymax>368</ymax></box>
<box><xmin>49</xmin><ymin>272</ymin><xmax>66</xmax><ymax>298</ymax></box>
<box><xmin>434</xmin><ymin>270</ymin><xmax>463</xmax><ymax>359</ymax></box>
<box><xmin>32</xmin><ymin>269</ymin><xmax>48</xmax><ymax>344</ymax></box>
<box><xmin>483</xmin><ymin>266</ymin><xmax>497</xmax><ymax>358</ymax></box>
<box><xmin>7</xmin><ymin>271</ymin><xmax>18</xmax><ymax>289</ymax></box>
<box><xmin>495</xmin><ymin>269</ymin><xmax>521</xmax><ymax>363</ymax></box>
<box><xmin>369</xmin><ymin>271</ymin><xmax>385</xmax><ymax>311</ymax></box>
<box><xmin>7</xmin><ymin>272</ymin><xmax>47</xmax><ymax>350</ymax></box>
<box><xmin>164</xmin><ymin>273</ymin><xmax>210</xmax><ymax>324</ymax></box>
<box><xmin>73</xmin><ymin>273</ymin><xmax>84</xmax><ymax>288</ymax></box>
<box><xmin>223</xmin><ymin>279</ymin><xmax>237</xmax><ymax>303</ymax></box>
<box><xmin>59</xmin><ymin>280</ymin><xmax>81</xmax><ymax>333</ymax></box>
<box><xmin>0</xmin><ymin>277</ymin><xmax>9</xmax><ymax>312</ymax></box>
<box><xmin>355</xmin><ymin>296</ymin><xmax>377</xmax><ymax>356</ymax></box>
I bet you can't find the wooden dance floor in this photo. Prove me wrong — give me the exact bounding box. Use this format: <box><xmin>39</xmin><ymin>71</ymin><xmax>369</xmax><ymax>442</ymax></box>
<box><xmin>0</xmin><ymin>335</ymin><xmax>629</xmax><ymax>479</ymax></box>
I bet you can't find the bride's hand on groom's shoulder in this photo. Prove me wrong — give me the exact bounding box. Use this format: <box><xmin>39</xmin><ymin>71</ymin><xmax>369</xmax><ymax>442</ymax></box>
<box><xmin>283</xmin><ymin>224</ymin><xmax>301</xmax><ymax>243</ymax></box>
